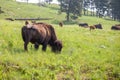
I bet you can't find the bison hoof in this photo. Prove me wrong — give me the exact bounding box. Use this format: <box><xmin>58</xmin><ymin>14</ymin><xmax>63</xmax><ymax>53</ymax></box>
<box><xmin>34</xmin><ymin>44</ymin><xmax>39</xmax><ymax>49</ymax></box>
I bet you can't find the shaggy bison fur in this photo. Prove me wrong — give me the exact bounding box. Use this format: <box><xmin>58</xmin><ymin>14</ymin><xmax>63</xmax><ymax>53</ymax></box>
<box><xmin>21</xmin><ymin>21</ymin><xmax>62</xmax><ymax>53</ymax></box>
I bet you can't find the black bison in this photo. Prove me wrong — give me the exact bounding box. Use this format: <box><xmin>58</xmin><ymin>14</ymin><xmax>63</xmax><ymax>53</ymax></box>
<box><xmin>21</xmin><ymin>21</ymin><xmax>63</xmax><ymax>53</ymax></box>
<box><xmin>79</xmin><ymin>23</ymin><xmax>89</xmax><ymax>28</ymax></box>
<box><xmin>59</xmin><ymin>22</ymin><xmax>63</xmax><ymax>27</ymax></box>
<box><xmin>94</xmin><ymin>24</ymin><xmax>103</xmax><ymax>29</ymax></box>
<box><xmin>111</xmin><ymin>25</ymin><xmax>120</xmax><ymax>30</ymax></box>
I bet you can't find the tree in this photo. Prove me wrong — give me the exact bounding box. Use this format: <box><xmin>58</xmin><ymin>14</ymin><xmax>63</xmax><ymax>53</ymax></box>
<box><xmin>0</xmin><ymin>7</ymin><xmax>4</xmax><ymax>14</ymax></box>
<box><xmin>90</xmin><ymin>0</ymin><xmax>96</xmax><ymax>16</ymax></box>
<box><xmin>83</xmin><ymin>0</ymin><xmax>90</xmax><ymax>15</ymax></box>
<box><xmin>58</xmin><ymin>0</ymin><xmax>64</xmax><ymax>12</ymax></box>
<box><xmin>58</xmin><ymin>0</ymin><xmax>83</xmax><ymax>21</ymax></box>
<box><xmin>24</xmin><ymin>0</ymin><xmax>29</xmax><ymax>4</ymax></box>
<box><xmin>110</xmin><ymin>0</ymin><xmax>120</xmax><ymax>20</ymax></box>
<box><xmin>94</xmin><ymin>0</ymin><xmax>108</xmax><ymax>18</ymax></box>
<box><xmin>45</xmin><ymin>0</ymin><xmax>53</xmax><ymax>4</ymax></box>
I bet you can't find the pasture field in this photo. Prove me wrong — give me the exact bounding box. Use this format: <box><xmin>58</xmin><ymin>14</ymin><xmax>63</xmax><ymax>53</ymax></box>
<box><xmin>0</xmin><ymin>0</ymin><xmax>120</xmax><ymax>80</ymax></box>
<box><xmin>0</xmin><ymin>18</ymin><xmax>120</xmax><ymax>80</ymax></box>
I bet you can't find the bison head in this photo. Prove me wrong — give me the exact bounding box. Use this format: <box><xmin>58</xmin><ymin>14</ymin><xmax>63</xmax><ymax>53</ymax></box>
<box><xmin>52</xmin><ymin>40</ymin><xmax>63</xmax><ymax>53</ymax></box>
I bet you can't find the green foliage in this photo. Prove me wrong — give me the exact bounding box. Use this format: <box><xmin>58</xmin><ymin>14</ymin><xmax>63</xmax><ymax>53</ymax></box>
<box><xmin>58</xmin><ymin>0</ymin><xmax>83</xmax><ymax>21</ymax></box>
<box><xmin>0</xmin><ymin>0</ymin><xmax>120</xmax><ymax>80</ymax></box>
<box><xmin>110</xmin><ymin>0</ymin><xmax>120</xmax><ymax>20</ymax></box>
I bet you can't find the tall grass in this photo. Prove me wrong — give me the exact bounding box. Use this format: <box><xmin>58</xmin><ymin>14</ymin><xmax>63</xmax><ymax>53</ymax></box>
<box><xmin>0</xmin><ymin>0</ymin><xmax>120</xmax><ymax>80</ymax></box>
<box><xmin>0</xmin><ymin>19</ymin><xmax>120</xmax><ymax>79</ymax></box>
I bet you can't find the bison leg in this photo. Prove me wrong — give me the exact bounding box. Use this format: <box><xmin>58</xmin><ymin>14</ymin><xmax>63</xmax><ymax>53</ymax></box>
<box><xmin>34</xmin><ymin>43</ymin><xmax>39</xmax><ymax>50</ymax></box>
<box><xmin>42</xmin><ymin>44</ymin><xmax>47</xmax><ymax>51</ymax></box>
<box><xmin>24</xmin><ymin>42</ymin><xmax>29</xmax><ymax>51</ymax></box>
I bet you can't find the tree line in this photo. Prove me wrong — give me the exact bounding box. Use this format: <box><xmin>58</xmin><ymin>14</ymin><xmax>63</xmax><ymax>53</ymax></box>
<box><xmin>58</xmin><ymin>0</ymin><xmax>120</xmax><ymax>21</ymax></box>
<box><xmin>3</xmin><ymin>0</ymin><xmax>120</xmax><ymax>21</ymax></box>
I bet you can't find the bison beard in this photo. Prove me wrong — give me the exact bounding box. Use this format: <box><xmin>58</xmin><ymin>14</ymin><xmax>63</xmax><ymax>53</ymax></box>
<box><xmin>21</xmin><ymin>22</ymin><xmax>62</xmax><ymax>53</ymax></box>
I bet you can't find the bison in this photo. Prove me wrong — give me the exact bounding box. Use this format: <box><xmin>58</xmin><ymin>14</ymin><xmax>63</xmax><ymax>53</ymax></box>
<box><xmin>21</xmin><ymin>21</ymin><xmax>63</xmax><ymax>53</ymax></box>
<box><xmin>59</xmin><ymin>22</ymin><xmax>63</xmax><ymax>27</ymax></box>
<box><xmin>94</xmin><ymin>24</ymin><xmax>103</xmax><ymax>29</ymax></box>
<box><xmin>111</xmin><ymin>25</ymin><xmax>120</xmax><ymax>30</ymax></box>
<box><xmin>79</xmin><ymin>23</ymin><xmax>89</xmax><ymax>28</ymax></box>
<box><xmin>89</xmin><ymin>25</ymin><xmax>96</xmax><ymax>31</ymax></box>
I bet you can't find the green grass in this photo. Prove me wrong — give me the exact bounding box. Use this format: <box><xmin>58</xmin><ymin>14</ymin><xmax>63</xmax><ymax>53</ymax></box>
<box><xmin>0</xmin><ymin>0</ymin><xmax>65</xmax><ymax>23</ymax></box>
<box><xmin>0</xmin><ymin>0</ymin><xmax>120</xmax><ymax>80</ymax></box>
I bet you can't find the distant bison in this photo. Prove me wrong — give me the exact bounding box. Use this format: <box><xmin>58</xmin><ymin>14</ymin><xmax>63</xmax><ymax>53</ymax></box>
<box><xmin>79</xmin><ymin>23</ymin><xmax>88</xmax><ymax>28</ymax></box>
<box><xmin>21</xmin><ymin>21</ymin><xmax>63</xmax><ymax>53</ymax></box>
<box><xmin>94</xmin><ymin>24</ymin><xmax>103</xmax><ymax>29</ymax></box>
<box><xmin>111</xmin><ymin>25</ymin><xmax>120</xmax><ymax>30</ymax></box>
<box><xmin>89</xmin><ymin>25</ymin><xmax>96</xmax><ymax>31</ymax></box>
<box><xmin>59</xmin><ymin>22</ymin><xmax>63</xmax><ymax>27</ymax></box>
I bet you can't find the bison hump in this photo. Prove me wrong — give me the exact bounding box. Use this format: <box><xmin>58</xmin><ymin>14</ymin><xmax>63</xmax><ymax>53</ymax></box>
<box><xmin>32</xmin><ymin>24</ymin><xmax>51</xmax><ymax>39</ymax></box>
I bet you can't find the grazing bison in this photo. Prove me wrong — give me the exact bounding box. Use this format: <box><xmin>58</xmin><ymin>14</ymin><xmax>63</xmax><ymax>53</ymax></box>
<box><xmin>94</xmin><ymin>24</ymin><xmax>103</xmax><ymax>29</ymax></box>
<box><xmin>111</xmin><ymin>25</ymin><xmax>120</xmax><ymax>30</ymax></box>
<box><xmin>59</xmin><ymin>22</ymin><xmax>63</xmax><ymax>27</ymax></box>
<box><xmin>79</xmin><ymin>23</ymin><xmax>88</xmax><ymax>28</ymax></box>
<box><xmin>21</xmin><ymin>21</ymin><xmax>63</xmax><ymax>53</ymax></box>
<box><xmin>89</xmin><ymin>25</ymin><xmax>96</xmax><ymax>31</ymax></box>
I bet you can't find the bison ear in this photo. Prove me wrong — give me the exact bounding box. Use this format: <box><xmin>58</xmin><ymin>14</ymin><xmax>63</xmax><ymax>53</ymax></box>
<box><xmin>25</xmin><ymin>21</ymin><xmax>29</xmax><ymax>25</ymax></box>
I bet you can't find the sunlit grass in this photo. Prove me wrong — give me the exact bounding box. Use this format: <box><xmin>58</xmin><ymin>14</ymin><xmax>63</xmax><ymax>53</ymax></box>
<box><xmin>0</xmin><ymin>0</ymin><xmax>120</xmax><ymax>79</ymax></box>
<box><xmin>0</xmin><ymin>19</ymin><xmax>120</xmax><ymax>79</ymax></box>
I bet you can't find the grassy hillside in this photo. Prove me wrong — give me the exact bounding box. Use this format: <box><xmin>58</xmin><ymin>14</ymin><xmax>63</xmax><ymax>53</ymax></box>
<box><xmin>0</xmin><ymin>0</ymin><xmax>120</xmax><ymax>80</ymax></box>
<box><xmin>0</xmin><ymin>0</ymin><xmax>65</xmax><ymax>23</ymax></box>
